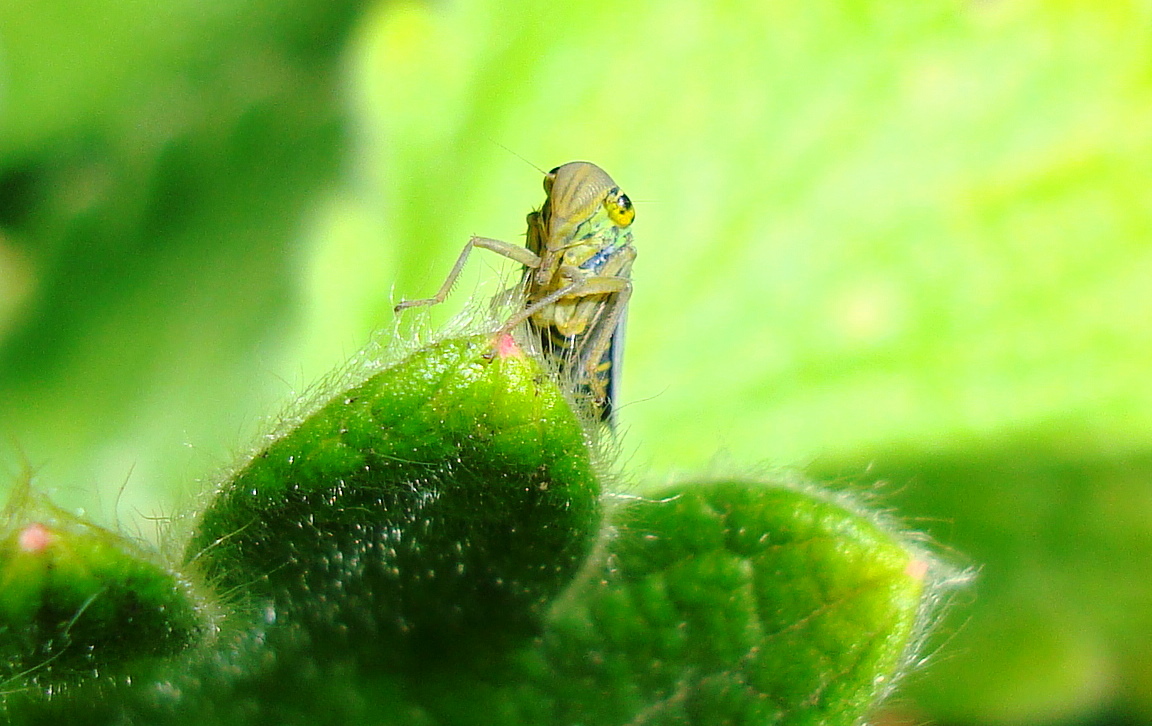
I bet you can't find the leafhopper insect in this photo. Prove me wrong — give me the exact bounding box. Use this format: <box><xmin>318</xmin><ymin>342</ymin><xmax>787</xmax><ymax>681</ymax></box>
<box><xmin>395</xmin><ymin>161</ymin><xmax>636</xmax><ymax>424</ymax></box>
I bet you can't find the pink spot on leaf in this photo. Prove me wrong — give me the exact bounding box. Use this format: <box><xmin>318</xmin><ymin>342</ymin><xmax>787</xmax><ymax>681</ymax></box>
<box><xmin>18</xmin><ymin>523</ymin><xmax>54</xmax><ymax>553</ymax></box>
<box><xmin>905</xmin><ymin>558</ymin><xmax>929</xmax><ymax>581</ymax></box>
<box><xmin>493</xmin><ymin>333</ymin><xmax>523</xmax><ymax>359</ymax></box>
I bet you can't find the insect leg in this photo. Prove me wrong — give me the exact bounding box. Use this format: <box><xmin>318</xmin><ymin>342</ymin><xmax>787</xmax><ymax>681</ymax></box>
<box><xmin>496</xmin><ymin>272</ymin><xmax>585</xmax><ymax>336</ymax></box>
<box><xmin>394</xmin><ymin>236</ymin><xmax>541</xmax><ymax>313</ymax></box>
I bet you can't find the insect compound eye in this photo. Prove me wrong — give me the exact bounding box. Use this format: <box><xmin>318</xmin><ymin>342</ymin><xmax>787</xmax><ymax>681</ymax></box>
<box><xmin>605</xmin><ymin>189</ymin><xmax>635</xmax><ymax>227</ymax></box>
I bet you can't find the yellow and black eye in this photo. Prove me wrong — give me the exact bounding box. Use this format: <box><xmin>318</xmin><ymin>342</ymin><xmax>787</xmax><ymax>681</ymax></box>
<box><xmin>604</xmin><ymin>189</ymin><xmax>635</xmax><ymax>227</ymax></box>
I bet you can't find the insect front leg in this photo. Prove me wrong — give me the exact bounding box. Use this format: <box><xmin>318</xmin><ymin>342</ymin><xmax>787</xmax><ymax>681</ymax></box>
<box><xmin>496</xmin><ymin>270</ymin><xmax>587</xmax><ymax>337</ymax></box>
<box><xmin>394</xmin><ymin>236</ymin><xmax>542</xmax><ymax>313</ymax></box>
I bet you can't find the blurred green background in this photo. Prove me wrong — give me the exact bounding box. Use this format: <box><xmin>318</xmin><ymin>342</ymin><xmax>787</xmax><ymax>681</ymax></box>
<box><xmin>2</xmin><ymin>1</ymin><xmax>1150</xmax><ymax>724</ymax></box>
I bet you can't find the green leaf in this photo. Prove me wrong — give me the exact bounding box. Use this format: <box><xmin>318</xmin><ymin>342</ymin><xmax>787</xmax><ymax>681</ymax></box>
<box><xmin>403</xmin><ymin>478</ymin><xmax>936</xmax><ymax>726</ymax></box>
<box><xmin>0</xmin><ymin>482</ymin><xmax>202</xmax><ymax>697</ymax></box>
<box><xmin>1</xmin><ymin>339</ymin><xmax>939</xmax><ymax>725</ymax></box>
<box><xmin>188</xmin><ymin>334</ymin><xmax>603</xmax><ymax>666</ymax></box>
